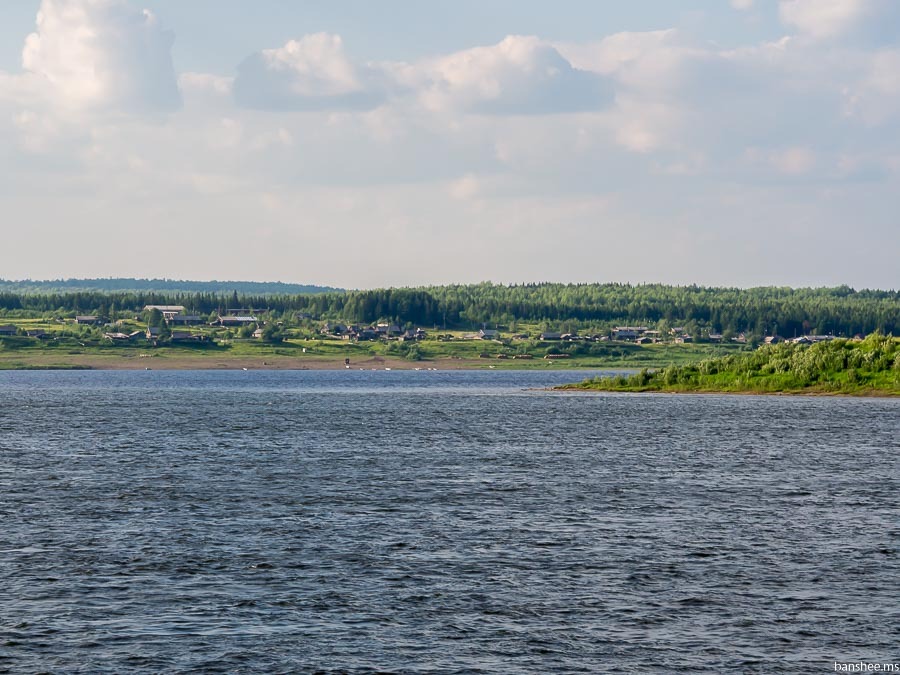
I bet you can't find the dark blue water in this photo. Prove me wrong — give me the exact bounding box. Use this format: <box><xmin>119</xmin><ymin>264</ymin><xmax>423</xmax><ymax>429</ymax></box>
<box><xmin>1</xmin><ymin>370</ymin><xmax>898</xmax><ymax>673</ymax></box>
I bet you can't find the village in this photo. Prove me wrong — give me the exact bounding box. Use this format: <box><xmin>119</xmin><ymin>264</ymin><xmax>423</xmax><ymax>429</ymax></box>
<box><xmin>0</xmin><ymin>304</ymin><xmax>843</xmax><ymax>365</ymax></box>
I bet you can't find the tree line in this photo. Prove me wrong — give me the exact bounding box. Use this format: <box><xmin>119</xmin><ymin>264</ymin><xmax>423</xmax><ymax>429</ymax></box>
<box><xmin>0</xmin><ymin>278</ymin><xmax>340</xmax><ymax>295</ymax></box>
<box><xmin>0</xmin><ymin>283</ymin><xmax>897</xmax><ymax>337</ymax></box>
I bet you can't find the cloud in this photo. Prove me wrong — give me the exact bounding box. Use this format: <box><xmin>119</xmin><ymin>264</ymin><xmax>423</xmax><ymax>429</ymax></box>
<box><xmin>179</xmin><ymin>72</ymin><xmax>233</xmax><ymax>97</ymax></box>
<box><xmin>234</xmin><ymin>33</ymin><xmax>388</xmax><ymax>111</ymax></box>
<box><xmin>779</xmin><ymin>0</ymin><xmax>900</xmax><ymax>42</ymax></box>
<box><xmin>747</xmin><ymin>146</ymin><xmax>817</xmax><ymax>175</ymax></box>
<box><xmin>3</xmin><ymin>5</ymin><xmax>900</xmax><ymax>290</ymax></box>
<box><xmin>417</xmin><ymin>35</ymin><xmax>614</xmax><ymax>115</ymax></box>
<box><xmin>20</xmin><ymin>0</ymin><xmax>180</xmax><ymax>112</ymax></box>
<box><xmin>731</xmin><ymin>0</ymin><xmax>754</xmax><ymax>10</ymax></box>
<box><xmin>233</xmin><ymin>33</ymin><xmax>613</xmax><ymax>116</ymax></box>
<box><xmin>843</xmin><ymin>48</ymin><xmax>900</xmax><ymax>124</ymax></box>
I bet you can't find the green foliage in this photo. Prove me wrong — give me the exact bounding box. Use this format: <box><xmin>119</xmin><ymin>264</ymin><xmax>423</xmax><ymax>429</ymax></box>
<box><xmin>146</xmin><ymin>308</ymin><xmax>164</xmax><ymax>328</ymax></box>
<box><xmin>260</xmin><ymin>323</ymin><xmax>284</xmax><ymax>343</ymax></box>
<box><xmin>573</xmin><ymin>334</ymin><xmax>899</xmax><ymax>395</ymax></box>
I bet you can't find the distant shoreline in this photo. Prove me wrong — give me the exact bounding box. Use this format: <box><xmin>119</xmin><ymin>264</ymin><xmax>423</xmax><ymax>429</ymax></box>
<box><xmin>0</xmin><ymin>353</ymin><xmax>629</xmax><ymax>372</ymax></box>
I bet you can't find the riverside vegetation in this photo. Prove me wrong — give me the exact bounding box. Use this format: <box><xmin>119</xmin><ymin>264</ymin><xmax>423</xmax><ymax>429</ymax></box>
<box><xmin>562</xmin><ymin>333</ymin><xmax>900</xmax><ymax>396</ymax></box>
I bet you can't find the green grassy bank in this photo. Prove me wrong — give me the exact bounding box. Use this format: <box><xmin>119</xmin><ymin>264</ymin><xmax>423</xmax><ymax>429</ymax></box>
<box><xmin>559</xmin><ymin>334</ymin><xmax>900</xmax><ymax>396</ymax></box>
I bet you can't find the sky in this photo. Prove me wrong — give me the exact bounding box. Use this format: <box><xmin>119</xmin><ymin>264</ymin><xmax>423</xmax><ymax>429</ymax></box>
<box><xmin>0</xmin><ymin>0</ymin><xmax>898</xmax><ymax>290</ymax></box>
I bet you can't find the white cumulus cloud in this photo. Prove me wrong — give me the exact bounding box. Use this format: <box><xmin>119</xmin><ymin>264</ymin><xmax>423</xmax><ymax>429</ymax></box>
<box><xmin>417</xmin><ymin>35</ymin><xmax>613</xmax><ymax>115</ymax></box>
<box><xmin>779</xmin><ymin>0</ymin><xmax>899</xmax><ymax>42</ymax></box>
<box><xmin>234</xmin><ymin>33</ymin><xmax>389</xmax><ymax>111</ymax></box>
<box><xmin>233</xmin><ymin>33</ymin><xmax>613</xmax><ymax>116</ymax></box>
<box><xmin>20</xmin><ymin>0</ymin><xmax>180</xmax><ymax>112</ymax></box>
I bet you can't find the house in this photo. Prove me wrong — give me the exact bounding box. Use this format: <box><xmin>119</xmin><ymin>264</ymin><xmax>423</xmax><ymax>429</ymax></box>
<box><xmin>171</xmin><ymin>331</ymin><xmax>206</xmax><ymax>342</ymax></box>
<box><xmin>104</xmin><ymin>332</ymin><xmax>133</xmax><ymax>342</ymax></box>
<box><xmin>75</xmin><ymin>315</ymin><xmax>104</xmax><ymax>325</ymax></box>
<box><xmin>478</xmin><ymin>329</ymin><xmax>500</xmax><ymax>340</ymax></box>
<box><xmin>145</xmin><ymin>304</ymin><xmax>184</xmax><ymax>313</ymax></box>
<box><xmin>614</xmin><ymin>329</ymin><xmax>639</xmax><ymax>341</ymax></box>
<box><xmin>215</xmin><ymin>315</ymin><xmax>257</xmax><ymax>327</ymax></box>
<box><xmin>707</xmin><ymin>333</ymin><xmax>724</xmax><ymax>343</ymax></box>
<box><xmin>0</xmin><ymin>325</ymin><xmax>17</xmax><ymax>336</ymax></box>
<box><xmin>144</xmin><ymin>305</ymin><xmax>186</xmax><ymax>321</ymax></box>
<box><xmin>400</xmin><ymin>328</ymin><xmax>427</xmax><ymax>341</ymax></box>
<box><xmin>636</xmin><ymin>336</ymin><xmax>654</xmax><ymax>345</ymax></box>
<box><xmin>168</xmin><ymin>314</ymin><xmax>203</xmax><ymax>326</ymax></box>
<box><xmin>539</xmin><ymin>332</ymin><xmax>562</xmax><ymax>341</ymax></box>
<box><xmin>376</xmin><ymin>323</ymin><xmax>402</xmax><ymax>337</ymax></box>
<box><xmin>146</xmin><ymin>326</ymin><xmax>161</xmax><ymax>339</ymax></box>
<box><xmin>27</xmin><ymin>330</ymin><xmax>49</xmax><ymax>339</ymax></box>
<box><xmin>320</xmin><ymin>322</ymin><xmax>347</xmax><ymax>335</ymax></box>
<box><xmin>763</xmin><ymin>335</ymin><xmax>784</xmax><ymax>345</ymax></box>
<box><xmin>674</xmin><ymin>334</ymin><xmax>693</xmax><ymax>344</ymax></box>
<box><xmin>353</xmin><ymin>328</ymin><xmax>379</xmax><ymax>341</ymax></box>
<box><xmin>793</xmin><ymin>335</ymin><xmax>834</xmax><ymax>344</ymax></box>
<box><xmin>252</xmin><ymin>328</ymin><xmax>265</xmax><ymax>339</ymax></box>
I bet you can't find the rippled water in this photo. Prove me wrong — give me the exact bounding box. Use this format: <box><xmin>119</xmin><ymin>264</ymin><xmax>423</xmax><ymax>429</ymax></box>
<box><xmin>1</xmin><ymin>370</ymin><xmax>898</xmax><ymax>673</ymax></box>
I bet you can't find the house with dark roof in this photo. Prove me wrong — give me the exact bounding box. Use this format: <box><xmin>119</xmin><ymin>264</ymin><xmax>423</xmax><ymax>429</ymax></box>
<box><xmin>171</xmin><ymin>331</ymin><xmax>206</xmax><ymax>342</ymax></box>
<box><xmin>215</xmin><ymin>315</ymin><xmax>257</xmax><ymax>327</ymax></box>
<box><xmin>144</xmin><ymin>305</ymin><xmax>186</xmax><ymax>321</ymax></box>
<box><xmin>168</xmin><ymin>314</ymin><xmax>204</xmax><ymax>325</ymax></box>
<box><xmin>0</xmin><ymin>325</ymin><xmax>17</xmax><ymax>336</ymax></box>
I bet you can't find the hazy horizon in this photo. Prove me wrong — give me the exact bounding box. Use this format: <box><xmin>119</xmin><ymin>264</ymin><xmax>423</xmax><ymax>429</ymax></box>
<box><xmin>2</xmin><ymin>1</ymin><xmax>899</xmax><ymax>289</ymax></box>
<box><xmin>2</xmin><ymin>275</ymin><xmax>898</xmax><ymax>293</ymax></box>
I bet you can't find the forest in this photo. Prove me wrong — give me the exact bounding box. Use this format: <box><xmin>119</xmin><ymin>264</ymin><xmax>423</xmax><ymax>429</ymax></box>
<box><xmin>0</xmin><ymin>278</ymin><xmax>340</xmax><ymax>295</ymax></box>
<box><xmin>0</xmin><ymin>282</ymin><xmax>897</xmax><ymax>338</ymax></box>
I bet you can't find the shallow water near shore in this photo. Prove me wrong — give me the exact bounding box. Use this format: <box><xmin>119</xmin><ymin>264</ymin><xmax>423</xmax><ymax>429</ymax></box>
<box><xmin>1</xmin><ymin>369</ymin><xmax>898</xmax><ymax>673</ymax></box>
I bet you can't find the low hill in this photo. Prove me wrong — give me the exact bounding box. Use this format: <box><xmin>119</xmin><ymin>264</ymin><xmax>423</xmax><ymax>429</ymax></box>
<box><xmin>562</xmin><ymin>333</ymin><xmax>899</xmax><ymax>396</ymax></box>
<box><xmin>0</xmin><ymin>278</ymin><xmax>342</xmax><ymax>295</ymax></box>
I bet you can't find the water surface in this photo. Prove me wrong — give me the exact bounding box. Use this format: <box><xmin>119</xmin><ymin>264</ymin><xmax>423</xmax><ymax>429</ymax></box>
<box><xmin>1</xmin><ymin>370</ymin><xmax>897</xmax><ymax>672</ymax></box>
